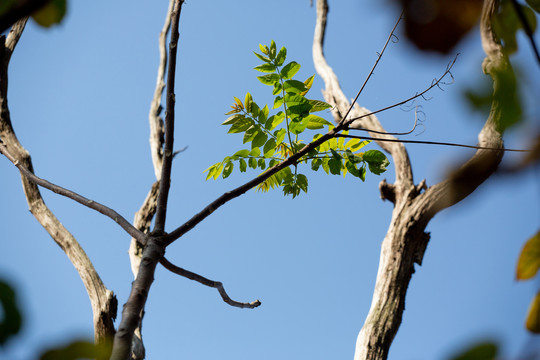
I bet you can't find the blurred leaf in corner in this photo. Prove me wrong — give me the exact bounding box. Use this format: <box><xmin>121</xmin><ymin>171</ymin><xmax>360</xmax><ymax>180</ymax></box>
<box><xmin>0</xmin><ymin>279</ymin><xmax>23</xmax><ymax>346</ymax></box>
<box><xmin>448</xmin><ymin>341</ymin><xmax>498</xmax><ymax>360</ymax></box>
<box><xmin>396</xmin><ymin>0</ymin><xmax>483</xmax><ymax>53</ymax></box>
<box><xmin>517</xmin><ymin>230</ymin><xmax>540</xmax><ymax>280</ymax></box>
<box><xmin>493</xmin><ymin>0</ymin><xmax>538</xmax><ymax>55</ymax></box>
<box><xmin>39</xmin><ymin>339</ymin><xmax>110</xmax><ymax>360</ymax></box>
<box><xmin>32</xmin><ymin>0</ymin><xmax>66</xmax><ymax>27</ymax></box>
<box><xmin>525</xmin><ymin>291</ymin><xmax>540</xmax><ymax>333</ymax></box>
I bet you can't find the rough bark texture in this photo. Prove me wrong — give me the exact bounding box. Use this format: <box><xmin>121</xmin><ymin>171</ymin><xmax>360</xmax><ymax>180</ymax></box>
<box><xmin>312</xmin><ymin>1</ymin><xmax>506</xmax><ymax>359</ymax></box>
<box><xmin>0</xmin><ymin>19</ymin><xmax>117</xmax><ymax>350</ymax></box>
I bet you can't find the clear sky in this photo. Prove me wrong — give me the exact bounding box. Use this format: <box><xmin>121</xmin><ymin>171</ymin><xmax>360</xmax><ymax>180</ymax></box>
<box><xmin>1</xmin><ymin>1</ymin><xmax>539</xmax><ymax>359</ymax></box>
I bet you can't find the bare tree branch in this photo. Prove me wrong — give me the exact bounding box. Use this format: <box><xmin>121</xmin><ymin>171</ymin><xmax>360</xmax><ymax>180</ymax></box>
<box><xmin>0</xmin><ymin>18</ymin><xmax>116</xmax><ymax>351</ymax></box>
<box><xmin>312</xmin><ymin>1</ymin><xmax>507</xmax><ymax>359</ymax></box>
<box><xmin>160</xmin><ymin>257</ymin><xmax>261</xmax><ymax>309</ymax></box>
<box><xmin>0</xmin><ymin>143</ymin><xmax>145</xmax><ymax>244</ymax></box>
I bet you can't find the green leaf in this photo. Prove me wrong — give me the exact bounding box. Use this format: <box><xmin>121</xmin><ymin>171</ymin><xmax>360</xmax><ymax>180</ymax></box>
<box><xmin>233</xmin><ymin>149</ymin><xmax>250</xmax><ymax>158</ymax></box>
<box><xmin>249</xmin><ymin>147</ymin><xmax>261</xmax><ymax>157</ymax></box>
<box><xmin>275</xmin><ymin>128</ymin><xmax>287</xmax><ymax>144</ymax></box>
<box><xmin>345</xmin><ymin>138</ymin><xmax>370</xmax><ymax>151</ymax></box>
<box><xmin>328</xmin><ymin>157</ymin><xmax>342</xmax><ymax>175</ymax></box>
<box><xmin>289</xmin><ymin>117</ymin><xmax>309</xmax><ymax>135</ymax></box>
<box><xmin>308</xmin><ymin>99</ymin><xmax>332</xmax><ymax>112</ymax></box>
<box><xmin>359</xmin><ymin>166</ymin><xmax>366</xmax><ymax>181</ymax></box>
<box><xmin>252</xmin><ymin>132</ymin><xmax>268</xmax><ymax>148</ymax></box>
<box><xmin>254</xmin><ymin>63</ymin><xmax>276</xmax><ymax>73</ymax></box>
<box><xmin>283</xmin><ymin>80</ymin><xmax>308</xmax><ymax>94</ymax></box>
<box><xmin>300</xmin><ymin>75</ymin><xmax>315</xmax><ymax>96</ymax></box>
<box><xmin>243</xmin><ymin>125</ymin><xmax>258</xmax><ymax>144</ymax></box>
<box><xmin>259</xmin><ymin>44</ymin><xmax>269</xmax><ymax>55</ymax></box>
<box><xmin>239</xmin><ymin>159</ymin><xmax>247</xmax><ymax>172</ymax></box>
<box><xmin>526</xmin><ymin>0</ymin><xmax>540</xmax><ymax>12</ymax></box>
<box><xmin>228</xmin><ymin>118</ymin><xmax>253</xmax><ymax>134</ymax></box>
<box><xmin>284</xmin><ymin>94</ymin><xmax>312</xmax><ymax>115</ymax></box>
<box><xmin>254</xmin><ymin>52</ymin><xmax>271</xmax><ymax>63</ymax></box>
<box><xmin>311</xmin><ymin>158</ymin><xmax>322</xmax><ymax>171</ymax></box>
<box><xmin>258</xmin><ymin>104</ymin><xmax>269</xmax><ymax>123</ymax></box>
<box><xmin>32</xmin><ymin>0</ymin><xmax>67</xmax><ymax>27</ymax></box>
<box><xmin>275</xmin><ymin>46</ymin><xmax>287</xmax><ymax>66</ymax></box>
<box><xmin>517</xmin><ymin>230</ymin><xmax>540</xmax><ymax>280</ymax></box>
<box><xmin>257</xmin><ymin>73</ymin><xmax>281</xmax><ymax>86</ymax></box>
<box><xmin>526</xmin><ymin>291</ymin><xmax>540</xmax><ymax>333</ymax></box>
<box><xmin>244</xmin><ymin>92</ymin><xmax>253</xmax><ymax>113</ymax></box>
<box><xmin>263</xmin><ymin>138</ymin><xmax>277</xmax><ymax>157</ymax></box>
<box><xmin>296</xmin><ymin>174</ymin><xmax>308</xmax><ymax>193</ymax></box>
<box><xmin>448</xmin><ymin>342</ymin><xmax>498</xmax><ymax>360</ymax></box>
<box><xmin>222</xmin><ymin>162</ymin><xmax>234</xmax><ymax>178</ymax></box>
<box><xmin>0</xmin><ymin>280</ymin><xmax>22</xmax><ymax>346</ymax></box>
<box><xmin>269</xmin><ymin>40</ymin><xmax>277</xmax><ymax>59</ymax></box>
<box><xmin>222</xmin><ymin>114</ymin><xmax>245</xmax><ymax>126</ymax></box>
<box><xmin>273</xmin><ymin>96</ymin><xmax>284</xmax><ymax>109</ymax></box>
<box><xmin>345</xmin><ymin>160</ymin><xmax>361</xmax><ymax>177</ymax></box>
<box><xmin>272</xmin><ymin>82</ymin><xmax>283</xmax><ymax>95</ymax></box>
<box><xmin>280</xmin><ymin>61</ymin><xmax>301</xmax><ymax>79</ymax></box>
<box><xmin>305</xmin><ymin>114</ymin><xmax>332</xmax><ymax>129</ymax></box>
<box><xmin>267</xmin><ymin>112</ymin><xmax>285</xmax><ymax>130</ymax></box>
<box><xmin>363</xmin><ymin>149</ymin><xmax>389</xmax><ymax>175</ymax></box>
<box><xmin>249</xmin><ymin>157</ymin><xmax>258</xmax><ymax>169</ymax></box>
<box><xmin>258</xmin><ymin>158</ymin><xmax>266</xmax><ymax>169</ymax></box>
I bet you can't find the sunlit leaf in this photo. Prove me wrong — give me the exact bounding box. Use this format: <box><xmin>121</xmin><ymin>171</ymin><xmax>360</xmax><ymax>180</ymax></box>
<box><xmin>228</xmin><ymin>118</ymin><xmax>253</xmax><ymax>133</ymax></box>
<box><xmin>275</xmin><ymin>46</ymin><xmax>287</xmax><ymax>66</ymax></box>
<box><xmin>517</xmin><ymin>230</ymin><xmax>540</xmax><ymax>280</ymax></box>
<box><xmin>263</xmin><ymin>138</ymin><xmax>277</xmax><ymax>157</ymax></box>
<box><xmin>308</xmin><ymin>99</ymin><xmax>332</xmax><ymax>113</ymax></box>
<box><xmin>239</xmin><ymin>159</ymin><xmax>247</xmax><ymax>172</ymax></box>
<box><xmin>253</xmin><ymin>52</ymin><xmax>271</xmax><ymax>63</ymax></box>
<box><xmin>257</xmin><ymin>73</ymin><xmax>280</xmax><ymax>86</ymax></box>
<box><xmin>283</xmin><ymin>80</ymin><xmax>308</xmax><ymax>94</ymax></box>
<box><xmin>254</xmin><ymin>63</ymin><xmax>276</xmax><ymax>73</ymax></box>
<box><xmin>273</xmin><ymin>96</ymin><xmax>284</xmax><ymax>109</ymax></box>
<box><xmin>305</xmin><ymin>114</ymin><xmax>332</xmax><ymax>130</ymax></box>
<box><xmin>252</xmin><ymin>132</ymin><xmax>268</xmax><ymax>149</ymax></box>
<box><xmin>280</xmin><ymin>61</ymin><xmax>301</xmax><ymax>79</ymax></box>
<box><xmin>222</xmin><ymin>114</ymin><xmax>244</xmax><ymax>126</ymax></box>
<box><xmin>300</xmin><ymin>75</ymin><xmax>315</xmax><ymax>96</ymax></box>
<box><xmin>243</xmin><ymin>125</ymin><xmax>258</xmax><ymax>144</ymax></box>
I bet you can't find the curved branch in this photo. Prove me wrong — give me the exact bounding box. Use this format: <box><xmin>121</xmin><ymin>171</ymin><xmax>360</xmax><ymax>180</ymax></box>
<box><xmin>0</xmin><ymin>19</ymin><xmax>117</xmax><ymax>348</ymax></box>
<box><xmin>313</xmin><ymin>0</ymin><xmax>414</xmax><ymax>190</ymax></box>
<box><xmin>160</xmin><ymin>257</ymin><xmax>261</xmax><ymax>309</ymax></box>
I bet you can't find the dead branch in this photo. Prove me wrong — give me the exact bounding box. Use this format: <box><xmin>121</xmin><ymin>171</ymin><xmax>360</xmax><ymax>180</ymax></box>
<box><xmin>0</xmin><ymin>18</ymin><xmax>116</xmax><ymax>349</ymax></box>
<box><xmin>312</xmin><ymin>1</ymin><xmax>507</xmax><ymax>359</ymax></box>
<box><xmin>160</xmin><ymin>257</ymin><xmax>261</xmax><ymax>309</ymax></box>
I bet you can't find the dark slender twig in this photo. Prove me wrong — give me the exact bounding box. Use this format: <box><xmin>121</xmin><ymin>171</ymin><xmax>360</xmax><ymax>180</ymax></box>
<box><xmin>154</xmin><ymin>0</ymin><xmax>183</xmax><ymax>233</ymax></box>
<box><xmin>510</xmin><ymin>0</ymin><xmax>540</xmax><ymax>65</ymax></box>
<box><xmin>336</xmin><ymin>134</ymin><xmax>529</xmax><ymax>152</ymax></box>
<box><xmin>346</xmin><ymin>55</ymin><xmax>459</xmax><ymax>125</ymax></box>
<box><xmin>338</xmin><ymin>11</ymin><xmax>404</xmax><ymax>126</ymax></box>
<box><xmin>350</xmin><ymin>105</ymin><xmax>421</xmax><ymax>135</ymax></box>
<box><xmin>159</xmin><ymin>257</ymin><xmax>261</xmax><ymax>309</ymax></box>
<box><xmin>0</xmin><ymin>143</ymin><xmax>146</xmax><ymax>242</ymax></box>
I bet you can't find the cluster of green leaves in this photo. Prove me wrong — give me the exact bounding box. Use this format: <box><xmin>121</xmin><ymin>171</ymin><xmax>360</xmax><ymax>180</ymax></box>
<box><xmin>205</xmin><ymin>41</ymin><xmax>389</xmax><ymax>197</ymax></box>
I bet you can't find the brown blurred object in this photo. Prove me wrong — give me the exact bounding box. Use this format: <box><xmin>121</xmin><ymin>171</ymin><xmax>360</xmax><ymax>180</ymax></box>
<box><xmin>399</xmin><ymin>0</ymin><xmax>484</xmax><ymax>53</ymax></box>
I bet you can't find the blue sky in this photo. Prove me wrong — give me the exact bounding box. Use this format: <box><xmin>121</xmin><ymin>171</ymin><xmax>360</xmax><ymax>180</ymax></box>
<box><xmin>1</xmin><ymin>1</ymin><xmax>539</xmax><ymax>359</ymax></box>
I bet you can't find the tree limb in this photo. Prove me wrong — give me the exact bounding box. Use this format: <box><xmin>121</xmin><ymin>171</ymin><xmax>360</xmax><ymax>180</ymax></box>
<box><xmin>312</xmin><ymin>1</ymin><xmax>506</xmax><ymax>359</ymax></box>
<box><xmin>160</xmin><ymin>257</ymin><xmax>261</xmax><ymax>309</ymax></box>
<box><xmin>0</xmin><ymin>18</ymin><xmax>117</xmax><ymax>351</ymax></box>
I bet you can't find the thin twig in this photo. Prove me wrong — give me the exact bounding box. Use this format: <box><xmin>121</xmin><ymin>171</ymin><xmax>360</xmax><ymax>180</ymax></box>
<box><xmin>346</xmin><ymin>56</ymin><xmax>459</xmax><ymax>126</ymax></box>
<box><xmin>0</xmin><ymin>143</ymin><xmax>146</xmax><ymax>243</ymax></box>
<box><xmin>159</xmin><ymin>257</ymin><xmax>261</xmax><ymax>309</ymax></box>
<box><xmin>338</xmin><ymin>11</ymin><xmax>404</xmax><ymax>126</ymax></box>
<box><xmin>336</xmin><ymin>134</ymin><xmax>529</xmax><ymax>152</ymax></box>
